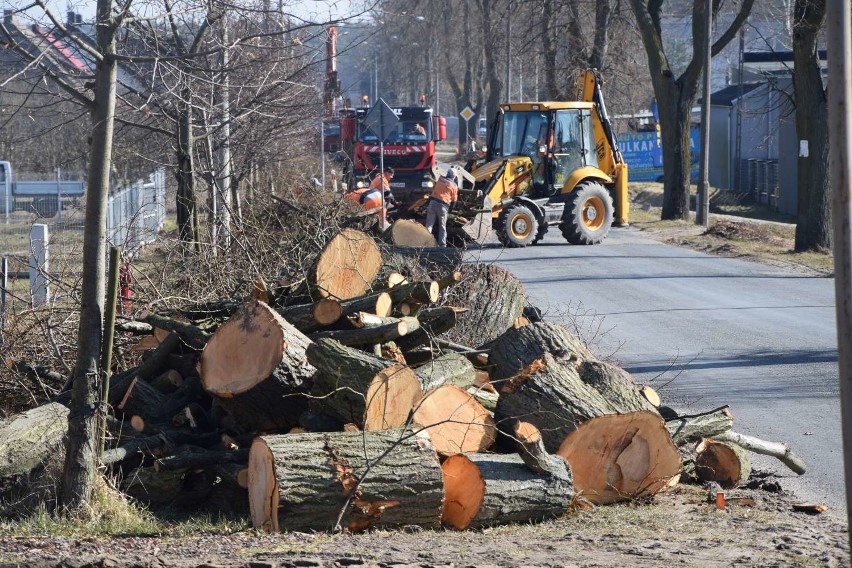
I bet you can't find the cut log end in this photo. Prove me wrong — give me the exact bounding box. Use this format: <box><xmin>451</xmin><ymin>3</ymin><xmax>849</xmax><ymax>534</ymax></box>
<box><xmin>412</xmin><ymin>385</ymin><xmax>496</xmax><ymax>456</ymax></box>
<box><xmin>313</xmin><ymin>228</ymin><xmax>382</xmax><ymax>300</ymax></box>
<box><xmin>514</xmin><ymin>421</ymin><xmax>541</xmax><ymax>444</ymax></box>
<box><xmin>696</xmin><ymin>439</ymin><xmax>751</xmax><ymax>489</ymax></box>
<box><xmin>313</xmin><ymin>298</ymin><xmax>343</xmax><ymax>326</ymax></box>
<box><xmin>390</xmin><ymin>219</ymin><xmax>437</xmax><ymax>248</ymax></box>
<box><xmin>640</xmin><ymin>385</ymin><xmax>661</xmax><ymax>407</ymax></box>
<box><xmin>199</xmin><ymin>300</ymin><xmax>286</xmax><ymax>396</ymax></box>
<box><xmin>363</xmin><ymin>364</ymin><xmax>424</xmax><ymax>431</ymax></box>
<box><xmin>441</xmin><ymin>454</ymin><xmax>485</xmax><ymax>530</ymax></box>
<box><xmin>375</xmin><ymin>292</ymin><xmax>393</xmax><ymax>317</ymax></box>
<box><xmin>248</xmin><ymin>438</ymin><xmax>279</xmax><ymax>533</ymax></box>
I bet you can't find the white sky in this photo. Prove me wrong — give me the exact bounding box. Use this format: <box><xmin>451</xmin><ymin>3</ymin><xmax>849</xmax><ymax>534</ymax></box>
<box><xmin>5</xmin><ymin>1</ymin><xmax>370</xmax><ymax>25</ymax></box>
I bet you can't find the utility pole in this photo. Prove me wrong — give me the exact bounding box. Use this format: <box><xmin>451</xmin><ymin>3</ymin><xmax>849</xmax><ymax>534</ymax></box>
<box><xmin>696</xmin><ymin>0</ymin><xmax>712</xmax><ymax>226</ymax></box>
<box><xmin>505</xmin><ymin>0</ymin><xmax>511</xmax><ymax>102</ymax></box>
<box><xmin>827</xmin><ymin>0</ymin><xmax>852</xmax><ymax>538</ymax></box>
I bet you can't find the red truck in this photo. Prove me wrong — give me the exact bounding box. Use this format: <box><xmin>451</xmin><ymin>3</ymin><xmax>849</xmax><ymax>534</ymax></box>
<box><xmin>336</xmin><ymin>105</ymin><xmax>447</xmax><ymax>207</ymax></box>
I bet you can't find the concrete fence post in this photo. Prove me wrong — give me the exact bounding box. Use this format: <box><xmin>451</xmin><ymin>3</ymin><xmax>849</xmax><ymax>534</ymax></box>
<box><xmin>29</xmin><ymin>223</ymin><xmax>49</xmax><ymax>306</ymax></box>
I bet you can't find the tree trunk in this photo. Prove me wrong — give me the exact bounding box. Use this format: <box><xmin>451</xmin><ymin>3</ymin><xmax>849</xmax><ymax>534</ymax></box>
<box><xmin>442</xmin><ymin>452</ymin><xmax>574</xmax><ymax>530</ymax></box>
<box><xmin>307</xmin><ymin>339</ymin><xmax>422</xmax><ymax>428</ymax></box>
<box><xmin>61</xmin><ymin>0</ymin><xmax>118</xmax><ymax>510</ymax></box>
<box><xmin>555</xmin><ymin>411</ymin><xmax>682</xmax><ymax>505</ymax></box>
<box><xmin>248</xmin><ymin>429</ymin><xmax>444</xmax><ymax>532</ymax></box>
<box><xmin>176</xmin><ymin>91</ymin><xmax>199</xmax><ymax>249</ymax></box>
<box><xmin>695</xmin><ymin>439</ymin><xmax>751</xmax><ymax>488</ymax></box>
<box><xmin>0</xmin><ymin>403</ymin><xmax>69</xmax><ymax>481</ymax></box>
<box><xmin>442</xmin><ymin>264</ymin><xmax>526</xmax><ymax>347</ymax></box>
<box><xmin>494</xmin><ymin>354</ymin><xmax>617</xmax><ymax>452</ymax></box>
<box><xmin>198</xmin><ymin>300</ymin><xmax>314</xmax><ymax>432</ymax></box>
<box><xmin>488</xmin><ymin>322</ymin><xmax>594</xmax><ymax>383</ymax></box>
<box><xmin>578</xmin><ymin>360</ymin><xmax>658</xmax><ymax>414</ymax></box>
<box><xmin>412</xmin><ymin>384</ymin><xmax>496</xmax><ymax>456</ymax></box>
<box><xmin>793</xmin><ymin>0</ymin><xmax>830</xmax><ymax>251</ymax></box>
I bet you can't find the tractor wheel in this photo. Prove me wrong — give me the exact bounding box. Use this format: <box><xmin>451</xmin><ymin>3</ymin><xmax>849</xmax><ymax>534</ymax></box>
<box><xmin>560</xmin><ymin>181</ymin><xmax>614</xmax><ymax>245</ymax></box>
<box><xmin>497</xmin><ymin>204</ymin><xmax>539</xmax><ymax>248</ymax></box>
<box><xmin>532</xmin><ymin>221</ymin><xmax>549</xmax><ymax>245</ymax></box>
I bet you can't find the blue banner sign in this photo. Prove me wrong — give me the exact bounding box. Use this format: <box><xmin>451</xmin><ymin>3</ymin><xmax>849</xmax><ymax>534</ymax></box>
<box><xmin>617</xmin><ymin>127</ymin><xmax>701</xmax><ymax>182</ymax></box>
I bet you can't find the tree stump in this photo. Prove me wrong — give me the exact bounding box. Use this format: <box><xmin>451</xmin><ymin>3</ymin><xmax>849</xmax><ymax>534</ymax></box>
<box><xmin>311</xmin><ymin>228</ymin><xmax>382</xmax><ymax>300</ymax></box>
<box><xmin>487</xmin><ymin>322</ymin><xmax>594</xmax><ymax>383</ymax></box>
<box><xmin>494</xmin><ymin>354</ymin><xmax>618</xmax><ymax>452</ymax></box>
<box><xmin>412</xmin><ymin>385</ymin><xmax>496</xmax><ymax>456</ymax></box>
<box><xmin>248</xmin><ymin>428</ymin><xmax>443</xmax><ymax>532</ymax></box>
<box><xmin>442</xmin><ymin>452</ymin><xmax>574</xmax><ymax>530</ymax></box>
<box><xmin>441</xmin><ymin>264</ymin><xmax>526</xmax><ymax>347</ymax></box>
<box><xmin>555</xmin><ymin>411</ymin><xmax>682</xmax><ymax>505</ymax></box>
<box><xmin>307</xmin><ymin>339</ymin><xmax>423</xmax><ymax>428</ymax></box>
<box><xmin>198</xmin><ymin>300</ymin><xmax>315</xmax><ymax>432</ymax></box>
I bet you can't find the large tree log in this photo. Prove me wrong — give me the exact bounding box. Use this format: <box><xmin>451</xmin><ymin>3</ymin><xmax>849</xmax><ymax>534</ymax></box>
<box><xmin>555</xmin><ymin>411</ymin><xmax>682</xmax><ymax>505</ymax></box>
<box><xmin>578</xmin><ymin>361</ymin><xmax>658</xmax><ymax>414</ymax></box>
<box><xmin>388</xmin><ymin>219</ymin><xmax>437</xmax><ymax>247</ymax></box>
<box><xmin>412</xmin><ymin>385</ymin><xmax>496</xmax><ymax>456</ymax></box>
<box><xmin>695</xmin><ymin>439</ymin><xmax>752</xmax><ymax>488</ymax></box>
<box><xmin>665</xmin><ymin>406</ymin><xmax>734</xmax><ymax>446</ymax></box>
<box><xmin>494</xmin><ymin>354</ymin><xmax>618</xmax><ymax>452</ymax></box>
<box><xmin>101</xmin><ymin>430</ymin><xmax>224</xmax><ymax>465</ymax></box>
<box><xmin>198</xmin><ymin>300</ymin><xmax>314</xmax><ymax>432</ymax></box>
<box><xmin>441</xmin><ymin>264</ymin><xmax>526</xmax><ymax>347</ymax></box>
<box><xmin>442</xmin><ymin>452</ymin><xmax>574</xmax><ymax>530</ymax></box>
<box><xmin>278</xmin><ymin>299</ymin><xmax>344</xmax><ymax>333</ymax></box>
<box><xmin>307</xmin><ymin>339</ymin><xmax>422</xmax><ymax>428</ymax></box>
<box><xmin>0</xmin><ymin>403</ymin><xmax>68</xmax><ymax>481</ymax></box>
<box><xmin>308</xmin><ymin>320</ymin><xmax>410</xmax><ymax>346</ymax></box>
<box><xmin>248</xmin><ymin>428</ymin><xmax>444</xmax><ymax>533</ymax></box>
<box><xmin>414</xmin><ymin>352</ymin><xmax>478</xmax><ymax>392</ymax></box>
<box><xmin>487</xmin><ymin>322</ymin><xmax>595</xmax><ymax>383</ymax></box>
<box><xmin>311</xmin><ymin>228</ymin><xmax>382</xmax><ymax>300</ymax></box>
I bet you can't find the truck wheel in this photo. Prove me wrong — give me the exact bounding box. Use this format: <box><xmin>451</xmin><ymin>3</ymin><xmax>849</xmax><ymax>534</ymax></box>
<box><xmin>497</xmin><ymin>204</ymin><xmax>539</xmax><ymax>248</ymax></box>
<box><xmin>532</xmin><ymin>222</ymin><xmax>549</xmax><ymax>245</ymax></box>
<box><xmin>560</xmin><ymin>181</ymin><xmax>613</xmax><ymax>245</ymax></box>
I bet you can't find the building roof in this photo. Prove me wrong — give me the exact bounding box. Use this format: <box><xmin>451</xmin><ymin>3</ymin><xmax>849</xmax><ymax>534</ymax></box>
<box><xmin>704</xmin><ymin>83</ymin><xmax>763</xmax><ymax>107</ymax></box>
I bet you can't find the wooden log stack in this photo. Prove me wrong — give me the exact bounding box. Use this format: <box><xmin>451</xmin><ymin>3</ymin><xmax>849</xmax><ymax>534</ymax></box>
<box><xmin>0</xmin><ymin>227</ymin><xmax>808</xmax><ymax>532</ymax></box>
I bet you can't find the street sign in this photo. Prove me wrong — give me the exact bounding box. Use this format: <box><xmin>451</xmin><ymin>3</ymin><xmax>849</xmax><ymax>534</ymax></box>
<box><xmin>460</xmin><ymin>106</ymin><xmax>475</xmax><ymax>122</ymax></box>
<box><xmin>364</xmin><ymin>98</ymin><xmax>399</xmax><ymax>142</ymax></box>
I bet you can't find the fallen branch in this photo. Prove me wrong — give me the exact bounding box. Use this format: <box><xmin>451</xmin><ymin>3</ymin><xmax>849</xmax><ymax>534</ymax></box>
<box><xmin>714</xmin><ymin>430</ymin><xmax>806</xmax><ymax>475</ymax></box>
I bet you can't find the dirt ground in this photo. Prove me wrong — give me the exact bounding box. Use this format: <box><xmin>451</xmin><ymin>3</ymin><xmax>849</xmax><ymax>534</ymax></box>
<box><xmin>0</xmin><ymin>476</ymin><xmax>847</xmax><ymax>567</ymax></box>
<box><xmin>2</xmin><ymin>188</ymin><xmax>848</xmax><ymax>568</ymax></box>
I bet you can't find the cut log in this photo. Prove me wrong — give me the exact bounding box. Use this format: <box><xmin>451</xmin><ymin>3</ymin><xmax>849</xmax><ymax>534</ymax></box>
<box><xmin>311</xmin><ymin>228</ymin><xmax>382</xmax><ymax>300</ymax></box>
<box><xmin>555</xmin><ymin>411</ymin><xmax>682</xmax><ymax>505</ymax></box>
<box><xmin>387</xmin><ymin>272</ymin><xmax>409</xmax><ymax>287</ymax></box>
<box><xmin>339</xmin><ymin>291</ymin><xmax>394</xmax><ymax>319</ymax></box>
<box><xmin>308</xmin><ymin>320</ymin><xmax>409</xmax><ymax>346</ymax></box>
<box><xmin>414</xmin><ymin>352</ymin><xmax>477</xmax><ymax>392</ymax></box>
<box><xmin>278</xmin><ymin>298</ymin><xmax>344</xmax><ymax>333</ymax></box>
<box><xmin>198</xmin><ymin>300</ymin><xmax>314</xmax><ymax>432</ymax></box>
<box><xmin>695</xmin><ymin>439</ymin><xmax>752</xmax><ymax>488</ymax></box>
<box><xmin>578</xmin><ymin>360</ymin><xmax>658</xmax><ymax>414</ymax></box>
<box><xmin>140</xmin><ymin>312</ymin><xmax>212</xmax><ymax>349</ymax></box>
<box><xmin>149</xmin><ymin>369</ymin><xmax>184</xmax><ymax>394</ymax></box>
<box><xmin>248</xmin><ymin>428</ymin><xmax>443</xmax><ymax>533</ymax></box>
<box><xmin>437</xmin><ymin>271</ymin><xmax>463</xmax><ymax>291</ymax></box>
<box><xmin>386</xmin><ymin>281</ymin><xmax>440</xmax><ymax>305</ymax></box>
<box><xmin>440</xmin><ymin>264</ymin><xmax>526</xmax><ymax>347</ymax></box>
<box><xmin>640</xmin><ymin>385</ymin><xmax>661</xmax><ymax>407</ymax></box>
<box><xmin>665</xmin><ymin>406</ymin><xmax>734</xmax><ymax>446</ymax></box>
<box><xmin>412</xmin><ymin>385</ymin><xmax>496</xmax><ymax>456</ymax></box>
<box><xmin>487</xmin><ymin>322</ymin><xmax>595</xmax><ymax>382</ymax></box>
<box><xmin>155</xmin><ymin>448</ymin><xmax>249</xmax><ymax>472</ymax></box>
<box><xmin>307</xmin><ymin>339</ymin><xmax>423</xmax><ymax>428</ymax></box>
<box><xmin>0</xmin><ymin>402</ymin><xmax>68</xmax><ymax>480</ymax></box>
<box><xmin>101</xmin><ymin>430</ymin><xmax>223</xmax><ymax>465</ymax></box>
<box><xmin>714</xmin><ymin>430</ymin><xmax>806</xmax><ymax>475</ymax></box>
<box><xmin>389</xmin><ymin>219</ymin><xmax>437</xmax><ymax>247</ymax></box>
<box><xmin>396</xmin><ymin>307</ymin><xmax>460</xmax><ymax>351</ymax></box>
<box><xmin>494</xmin><ymin>354</ymin><xmax>619</xmax><ymax>452</ymax></box>
<box><xmin>513</xmin><ymin>421</ymin><xmax>574</xmax><ymax>479</ymax></box>
<box><xmin>442</xmin><ymin>452</ymin><xmax>574</xmax><ymax>530</ymax></box>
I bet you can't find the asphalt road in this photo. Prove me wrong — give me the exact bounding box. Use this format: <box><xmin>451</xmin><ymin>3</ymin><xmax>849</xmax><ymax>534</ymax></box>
<box><xmin>475</xmin><ymin>225</ymin><xmax>846</xmax><ymax>516</ymax></box>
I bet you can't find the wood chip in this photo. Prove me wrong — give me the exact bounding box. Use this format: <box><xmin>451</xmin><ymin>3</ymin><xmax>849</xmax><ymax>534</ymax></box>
<box><xmin>792</xmin><ymin>503</ymin><xmax>828</xmax><ymax>514</ymax></box>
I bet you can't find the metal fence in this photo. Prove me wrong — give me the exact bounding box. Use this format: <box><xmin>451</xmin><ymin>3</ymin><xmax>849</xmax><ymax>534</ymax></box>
<box><xmin>0</xmin><ymin>168</ymin><xmax>167</xmax><ymax>306</ymax></box>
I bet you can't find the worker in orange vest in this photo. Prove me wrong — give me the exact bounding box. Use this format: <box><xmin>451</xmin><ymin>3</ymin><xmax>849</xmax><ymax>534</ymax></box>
<box><xmin>425</xmin><ymin>167</ymin><xmax>458</xmax><ymax>247</ymax></box>
<box><xmin>346</xmin><ymin>166</ymin><xmax>395</xmax><ymax>230</ymax></box>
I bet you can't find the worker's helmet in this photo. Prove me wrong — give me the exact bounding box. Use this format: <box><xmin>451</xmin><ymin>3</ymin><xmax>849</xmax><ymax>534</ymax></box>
<box><xmin>383</xmin><ymin>166</ymin><xmax>395</xmax><ymax>176</ymax></box>
<box><xmin>445</xmin><ymin>168</ymin><xmax>456</xmax><ymax>181</ymax></box>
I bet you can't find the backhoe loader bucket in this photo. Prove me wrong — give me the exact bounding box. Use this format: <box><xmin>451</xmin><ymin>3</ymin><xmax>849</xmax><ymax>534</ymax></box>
<box><xmin>459</xmin><ymin>196</ymin><xmax>493</xmax><ymax>244</ymax></box>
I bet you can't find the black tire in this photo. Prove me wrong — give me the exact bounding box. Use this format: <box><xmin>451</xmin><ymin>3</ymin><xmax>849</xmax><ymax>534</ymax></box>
<box><xmin>559</xmin><ymin>181</ymin><xmax>614</xmax><ymax>245</ymax></box>
<box><xmin>497</xmin><ymin>204</ymin><xmax>539</xmax><ymax>248</ymax></box>
<box><xmin>532</xmin><ymin>221</ymin><xmax>548</xmax><ymax>245</ymax></box>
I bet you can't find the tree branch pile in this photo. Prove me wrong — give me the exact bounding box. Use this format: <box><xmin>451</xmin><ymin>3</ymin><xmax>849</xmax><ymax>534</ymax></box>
<box><xmin>0</xmin><ymin>228</ymin><xmax>806</xmax><ymax>529</ymax></box>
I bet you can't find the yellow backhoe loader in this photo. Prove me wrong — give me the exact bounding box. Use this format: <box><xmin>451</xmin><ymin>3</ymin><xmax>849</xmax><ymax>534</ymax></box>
<box><xmin>457</xmin><ymin>69</ymin><xmax>628</xmax><ymax>247</ymax></box>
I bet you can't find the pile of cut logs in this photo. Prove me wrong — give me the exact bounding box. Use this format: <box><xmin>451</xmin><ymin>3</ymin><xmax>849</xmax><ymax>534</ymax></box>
<box><xmin>0</xmin><ymin>226</ymin><xmax>807</xmax><ymax>531</ymax></box>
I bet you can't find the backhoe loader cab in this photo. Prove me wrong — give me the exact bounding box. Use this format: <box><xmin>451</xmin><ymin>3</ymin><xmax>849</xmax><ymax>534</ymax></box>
<box><xmin>463</xmin><ymin>70</ymin><xmax>628</xmax><ymax>247</ymax></box>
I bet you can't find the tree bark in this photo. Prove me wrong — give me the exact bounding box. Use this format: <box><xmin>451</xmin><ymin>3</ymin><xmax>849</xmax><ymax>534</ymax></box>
<box><xmin>578</xmin><ymin>360</ymin><xmax>658</xmax><ymax>414</ymax></box>
<box><xmin>414</xmin><ymin>352</ymin><xmax>477</xmax><ymax>392</ymax></box>
<box><xmin>248</xmin><ymin>429</ymin><xmax>443</xmax><ymax>533</ymax></box>
<box><xmin>665</xmin><ymin>406</ymin><xmax>734</xmax><ymax>446</ymax></box>
<box><xmin>488</xmin><ymin>322</ymin><xmax>594</xmax><ymax>383</ymax></box>
<box><xmin>198</xmin><ymin>300</ymin><xmax>314</xmax><ymax>432</ymax></box>
<box><xmin>307</xmin><ymin>339</ymin><xmax>423</xmax><ymax>428</ymax></box>
<box><xmin>793</xmin><ymin>0</ymin><xmax>830</xmax><ymax>251</ymax></box>
<box><xmin>0</xmin><ymin>403</ymin><xmax>69</xmax><ymax>481</ymax></box>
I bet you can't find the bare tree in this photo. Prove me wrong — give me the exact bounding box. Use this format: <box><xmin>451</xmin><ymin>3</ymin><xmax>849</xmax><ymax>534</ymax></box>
<box><xmin>792</xmin><ymin>0</ymin><xmax>829</xmax><ymax>251</ymax></box>
<box><xmin>629</xmin><ymin>0</ymin><xmax>754</xmax><ymax>220</ymax></box>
